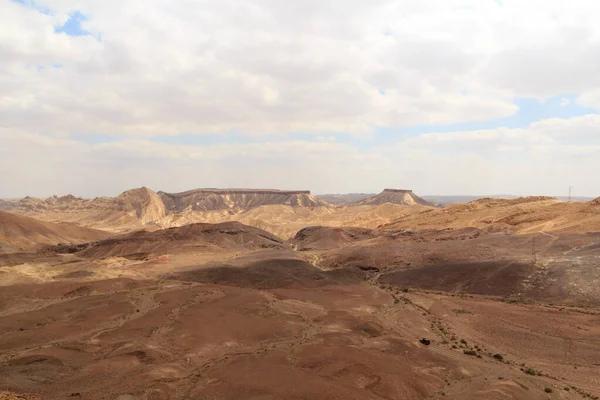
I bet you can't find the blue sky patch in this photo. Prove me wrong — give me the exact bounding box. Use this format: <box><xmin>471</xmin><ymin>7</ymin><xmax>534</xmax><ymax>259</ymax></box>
<box><xmin>55</xmin><ymin>11</ymin><xmax>90</xmax><ymax>36</ymax></box>
<box><xmin>11</xmin><ymin>0</ymin><xmax>52</xmax><ymax>15</ymax></box>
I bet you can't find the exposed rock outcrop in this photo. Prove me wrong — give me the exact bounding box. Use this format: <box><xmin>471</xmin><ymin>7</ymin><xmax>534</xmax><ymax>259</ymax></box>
<box><xmin>117</xmin><ymin>187</ymin><xmax>166</xmax><ymax>224</ymax></box>
<box><xmin>158</xmin><ymin>189</ymin><xmax>329</xmax><ymax>212</ymax></box>
<box><xmin>290</xmin><ymin>226</ymin><xmax>378</xmax><ymax>251</ymax></box>
<box><xmin>7</xmin><ymin>187</ymin><xmax>167</xmax><ymax>230</ymax></box>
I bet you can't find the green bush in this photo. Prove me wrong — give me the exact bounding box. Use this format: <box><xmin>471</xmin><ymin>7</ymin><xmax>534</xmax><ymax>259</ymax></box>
<box><xmin>525</xmin><ymin>368</ymin><xmax>537</xmax><ymax>375</ymax></box>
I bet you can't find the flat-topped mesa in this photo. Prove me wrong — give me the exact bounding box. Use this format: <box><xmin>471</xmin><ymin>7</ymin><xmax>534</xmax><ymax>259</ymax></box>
<box><xmin>158</xmin><ymin>188</ymin><xmax>328</xmax><ymax>212</ymax></box>
<box><xmin>357</xmin><ymin>189</ymin><xmax>433</xmax><ymax>207</ymax></box>
<box><xmin>383</xmin><ymin>189</ymin><xmax>413</xmax><ymax>193</ymax></box>
<box><xmin>160</xmin><ymin>189</ymin><xmax>312</xmax><ymax>197</ymax></box>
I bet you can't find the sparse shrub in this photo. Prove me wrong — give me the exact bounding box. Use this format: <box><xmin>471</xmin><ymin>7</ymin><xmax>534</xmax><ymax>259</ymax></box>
<box><xmin>525</xmin><ymin>368</ymin><xmax>537</xmax><ymax>375</ymax></box>
<box><xmin>498</xmin><ymin>377</ymin><xmax>504</xmax><ymax>380</ymax></box>
<box><xmin>403</xmin><ymin>288</ymin><xmax>409</xmax><ymax>293</ymax></box>
<box><xmin>493</xmin><ymin>354</ymin><xmax>504</xmax><ymax>361</ymax></box>
<box><xmin>463</xmin><ymin>350</ymin><xmax>477</xmax><ymax>356</ymax></box>
<box><xmin>460</xmin><ymin>339</ymin><xmax>467</xmax><ymax>344</ymax></box>
<box><xmin>564</xmin><ymin>387</ymin><xmax>570</xmax><ymax>391</ymax></box>
<box><xmin>544</xmin><ymin>387</ymin><xmax>553</xmax><ymax>393</ymax></box>
<box><xmin>452</xmin><ymin>345</ymin><xmax>458</xmax><ymax>349</ymax></box>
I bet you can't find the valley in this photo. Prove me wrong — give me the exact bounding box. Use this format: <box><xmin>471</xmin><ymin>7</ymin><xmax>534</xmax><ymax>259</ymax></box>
<box><xmin>1</xmin><ymin>189</ymin><xmax>600</xmax><ymax>399</ymax></box>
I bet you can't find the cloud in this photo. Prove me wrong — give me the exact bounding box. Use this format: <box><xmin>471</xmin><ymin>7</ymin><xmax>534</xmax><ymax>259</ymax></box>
<box><xmin>10</xmin><ymin>0</ymin><xmax>600</xmax><ymax>137</ymax></box>
<box><xmin>2</xmin><ymin>0</ymin><xmax>600</xmax><ymax>197</ymax></box>
<box><xmin>560</xmin><ymin>98</ymin><xmax>571</xmax><ymax>107</ymax></box>
<box><xmin>2</xmin><ymin>113</ymin><xmax>600</xmax><ymax>197</ymax></box>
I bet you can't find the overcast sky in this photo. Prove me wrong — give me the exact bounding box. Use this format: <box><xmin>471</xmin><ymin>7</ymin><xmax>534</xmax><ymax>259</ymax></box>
<box><xmin>2</xmin><ymin>0</ymin><xmax>600</xmax><ymax>198</ymax></box>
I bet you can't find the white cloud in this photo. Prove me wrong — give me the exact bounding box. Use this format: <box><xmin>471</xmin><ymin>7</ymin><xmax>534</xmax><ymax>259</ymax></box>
<box><xmin>578</xmin><ymin>89</ymin><xmax>600</xmax><ymax>111</ymax></box>
<box><xmin>2</xmin><ymin>0</ymin><xmax>600</xmax><ymax>197</ymax></box>
<box><xmin>2</xmin><ymin>114</ymin><xmax>600</xmax><ymax>197</ymax></box>
<box><xmin>6</xmin><ymin>0</ymin><xmax>600</xmax><ymax>138</ymax></box>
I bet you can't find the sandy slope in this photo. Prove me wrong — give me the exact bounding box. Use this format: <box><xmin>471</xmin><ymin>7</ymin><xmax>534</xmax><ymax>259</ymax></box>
<box><xmin>157</xmin><ymin>203</ymin><xmax>430</xmax><ymax>239</ymax></box>
<box><xmin>0</xmin><ymin>211</ymin><xmax>111</xmax><ymax>252</ymax></box>
<box><xmin>382</xmin><ymin>196</ymin><xmax>600</xmax><ymax>235</ymax></box>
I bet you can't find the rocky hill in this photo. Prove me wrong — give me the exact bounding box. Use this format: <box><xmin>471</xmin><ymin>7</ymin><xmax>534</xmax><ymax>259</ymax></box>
<box><xmin>379</xmin><ymin>195</ymin><xmax>600</xmax><ymax>234</ymax></box>
<box><xmin>50</xmin><ymin>221</ymin><xmax>284</xmax><ymax>259</ymax></box>
<box><xmin>290</xmin><ymin>226</ymin><xmax>377</xmax><ymax>251</ymax></box>
<box><xmin>5</xmin><ymin>187</ymin><xmax>166</xmax><ymax>231</ymax></box>
<box><xmin>0</xmin><ymin>199</ymin><xmax>17</xmax><ymax>211</ymax></box>
<box><xmin>116</xmin><ymin>187</ymin><xmax>166</xmax><ymax>224</ymax></box>
<box><xmin>2</xmin><ymin>187</ymin><xmax>432</xmax><ymax>238</ymax></box>
<box><xmin>158</xmin><ymin>189</ymin><xmax>329</xmax><ymax>212</ymax></box>
<box><xmin>357</xmin><ymin>189</ymin><xmax>434</xmax><ymax>206</ymax></box>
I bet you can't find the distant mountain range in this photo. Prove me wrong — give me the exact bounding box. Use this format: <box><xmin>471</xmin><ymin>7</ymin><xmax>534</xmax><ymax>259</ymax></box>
<box><xmin>317</xmin><ymin>193</ymin><xmax>595</xmax><ymax>206</ymax></box>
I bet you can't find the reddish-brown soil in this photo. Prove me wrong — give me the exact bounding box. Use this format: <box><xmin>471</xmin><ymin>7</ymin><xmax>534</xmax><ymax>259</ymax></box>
<box><xmin>1</xmin><ymin>215</ymin><xmax>600</xmax><ymax>399</ymax></box>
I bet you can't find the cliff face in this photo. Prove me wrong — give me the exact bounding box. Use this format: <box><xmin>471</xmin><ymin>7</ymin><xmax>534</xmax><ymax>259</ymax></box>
<box><xmin>7</xmin><ymin>187</ymin><xmax>167</xmax><ymax>230</ymax></box>
<box><xmin>117</xmin><ymin>187</ymin><xmax>166</xmax><ymax>224</ymax></box>
<box><xmin>357</xmin><ymin>189</ymin><xmax>433</xmax><ymax>206</ymax></box>
<box><xmin>158</xmin><ymin>189</ymin><xmax>329</xmax><ymax>212</ymax></box>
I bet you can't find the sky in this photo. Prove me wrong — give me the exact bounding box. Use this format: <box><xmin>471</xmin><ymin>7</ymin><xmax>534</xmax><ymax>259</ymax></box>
<box><xmin>2</xmin><ymin>0</ymin><xmax>600</xmax><ymax>198</ymax></box>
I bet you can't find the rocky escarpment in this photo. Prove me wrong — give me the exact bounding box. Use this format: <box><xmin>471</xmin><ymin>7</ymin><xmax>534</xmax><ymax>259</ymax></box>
<box><xmin>158</xmin><ymin>189</ymin><xmax>329</xmax><ymax>212</ymax></box>
<box><xmin>7</xmin><ymin>187</ymin><xmax>167</xmax><ymax>229</ymax></box>
<box><xmin>5</xmin><ymin>187</ymin><xmax>331</xmax><ymax>230</ymax></box>
<box><xmin>116</xmin><ymin>187</ymin><xmax>166</xmax><ymax>224</ymax></box>
<box><xmin>357</xmin><ymin>189</ymin><xmax>434</xmax><ymax>206</ymax></box>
